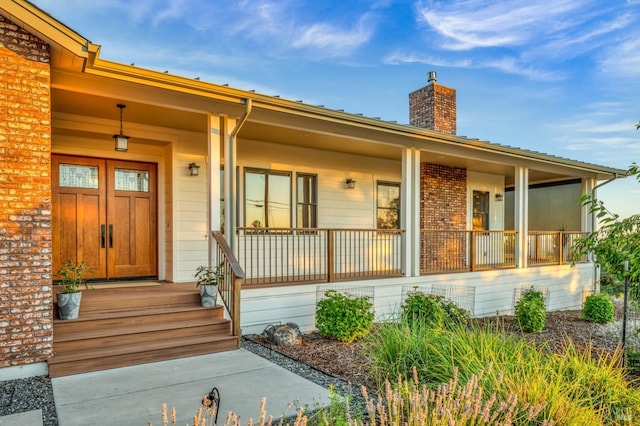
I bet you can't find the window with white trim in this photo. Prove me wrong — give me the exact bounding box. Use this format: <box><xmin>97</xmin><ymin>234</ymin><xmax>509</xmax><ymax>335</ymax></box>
<box><xmin>244</xmin><ymin>169</ymin><xmax>291</xmax><ymax>228</ymax></box>
<box><xmin>297</xmin><ymin>173</ymin><xmax>317</xmax><ymax>228</ymax></box>
<box><xmin>377</xmin><ymin>181</ymin><xmax>400</xmax><ymax>229</ymax></box>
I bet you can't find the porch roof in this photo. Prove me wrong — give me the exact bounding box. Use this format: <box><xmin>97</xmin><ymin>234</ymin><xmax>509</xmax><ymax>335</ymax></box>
<box><xmin>5</xmin><ymin>0</ymin><xmax>626</xmax><ymax>184</ymax></box>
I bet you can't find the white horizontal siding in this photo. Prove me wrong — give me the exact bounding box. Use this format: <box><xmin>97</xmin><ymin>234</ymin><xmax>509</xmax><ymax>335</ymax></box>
<box><xmin>240</xmin><ymin>263</ymin><xmax>594</xmax><ymax>334</ymax></box>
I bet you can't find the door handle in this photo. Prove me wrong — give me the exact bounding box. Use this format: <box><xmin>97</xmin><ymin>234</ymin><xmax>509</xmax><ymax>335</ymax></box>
<box><xmin>109</xmin><ymin>224</ymin><xmax>113</xmax><ymax>248</ymax></box>
<box><xmin>101</xmin><ymin>224</ymin><xmax>106</xmax><ymax>248</ymax></box>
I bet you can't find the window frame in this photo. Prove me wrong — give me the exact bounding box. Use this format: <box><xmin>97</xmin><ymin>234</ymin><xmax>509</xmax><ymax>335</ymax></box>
<box><xmin>243</xmin><ymin>168</ymin><xmax>292</xmax><ymax>229</ymax></box>
<box><xmin>296</xmin><ymin>173</ymin><xmax>318</xmax><ymax>229</ymax></box>
<box><xmin>376</xmin><ymin>180</ymin><xmax>401</xmax><ymax>230</ymax></box>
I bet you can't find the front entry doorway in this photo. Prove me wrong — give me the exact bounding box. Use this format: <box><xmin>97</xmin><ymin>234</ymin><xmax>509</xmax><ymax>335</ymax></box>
<box><xmin>52</xmin><ymin>155</ymin><xmax>158</xmax><ymax>280</ymax></box>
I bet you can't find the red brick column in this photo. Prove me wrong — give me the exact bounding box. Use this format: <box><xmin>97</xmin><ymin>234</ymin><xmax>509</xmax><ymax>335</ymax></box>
<box><xmin>0</xmin><ymin>14</ymin><xmax>52</xmax><ymax>368</ymax></box>
<box><xmin>420</xmin><ymin>163</ymin><xmax>467</xmax><ymax>271</ymax></box>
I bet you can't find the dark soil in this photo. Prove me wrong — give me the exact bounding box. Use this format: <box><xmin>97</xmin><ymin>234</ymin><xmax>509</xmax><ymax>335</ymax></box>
<box><xmin>247</xmin><ymin>307</ymin><xmax>634</xmax><ymax>389</ymax></box>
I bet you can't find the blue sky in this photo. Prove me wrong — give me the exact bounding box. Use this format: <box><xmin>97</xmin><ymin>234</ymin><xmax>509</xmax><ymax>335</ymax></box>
<box><xmin>33</xmin><ymin>0</ymin><xmax>640</xmax><ymax>218</ymax></box>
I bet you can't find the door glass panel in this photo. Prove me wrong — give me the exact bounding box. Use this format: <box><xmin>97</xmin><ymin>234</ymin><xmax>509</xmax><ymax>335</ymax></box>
<box><xmin>473</xmin><ymin>190</ymin><xmax>489</xmax><ymax>230</ymax></box>
<box><xmin>115</xmin><ymin>169</ymin><xmax>149</xmax><ymax>192</ymax></box>
<box><xmin>59</xmin><ymin>164</ymin><xmax>99</xmax><ymax>189</ymax></box>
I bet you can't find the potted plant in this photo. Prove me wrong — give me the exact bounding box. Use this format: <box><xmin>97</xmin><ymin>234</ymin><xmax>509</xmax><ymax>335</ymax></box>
<box><xmin>194</xmin><ymin>263</ymin><xmax>223</xmax><ymax>307</ymax></box>
<box><xmin>55</xmin><ymin>259</ymin><xmax>93</xmax><ymax>320</ymax></box>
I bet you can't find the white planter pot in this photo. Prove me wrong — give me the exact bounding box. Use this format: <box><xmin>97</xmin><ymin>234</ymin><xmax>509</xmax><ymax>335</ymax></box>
<box><xmin>57</xmin><ymin>292</ymin><xmax>82</xmax><ymax>320</ymax></box>
<box><xmin>199</xmin><ymin>284</ymin><xmax>218</xmax><ymax>307</ymax></box>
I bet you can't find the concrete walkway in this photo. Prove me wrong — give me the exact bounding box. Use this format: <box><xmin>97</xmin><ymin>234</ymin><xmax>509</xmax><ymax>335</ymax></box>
<box><xmin>50</xmin><ymin>349</ymin><xmax>329</xmax><ymax>425</ymax></box>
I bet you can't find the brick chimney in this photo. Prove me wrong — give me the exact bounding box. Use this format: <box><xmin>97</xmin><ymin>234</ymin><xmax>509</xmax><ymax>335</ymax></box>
<box><xmin>409</xmin><ymin>71</ymin><xmax>456</xmax><ymax>135</ymax></box>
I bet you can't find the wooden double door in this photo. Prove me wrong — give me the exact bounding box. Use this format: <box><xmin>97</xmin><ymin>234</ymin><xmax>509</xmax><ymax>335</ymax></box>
<box><xmin>52</xmin><ymin>155</ymin><xmax>158</xmax><ymax>280</ymax></box>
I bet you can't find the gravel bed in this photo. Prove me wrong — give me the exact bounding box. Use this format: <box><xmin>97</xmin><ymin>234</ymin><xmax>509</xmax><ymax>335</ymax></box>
<box><xmin>0</xmin><ymin>375</ymin><xmax>58</xmax><ymax>425</ymax></box>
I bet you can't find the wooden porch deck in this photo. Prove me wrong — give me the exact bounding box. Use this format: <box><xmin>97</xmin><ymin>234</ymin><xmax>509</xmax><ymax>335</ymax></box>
<box><xmin>49</xmin><ymin>283</ymin><xmax>238</xmax><ymax>377</ymax></box>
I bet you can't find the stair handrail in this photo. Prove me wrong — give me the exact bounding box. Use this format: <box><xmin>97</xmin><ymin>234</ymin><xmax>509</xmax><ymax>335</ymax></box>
<box><xmin>211</xmin><ymin>231</ymin><xmax>244</xmax><ymax>340</ymax></box>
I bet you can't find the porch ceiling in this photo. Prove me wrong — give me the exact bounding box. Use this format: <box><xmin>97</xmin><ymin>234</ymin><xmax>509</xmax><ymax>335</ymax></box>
<box><xmin>240</xmin><ymin>120</ymin><xmax>403</xmax><ymax>160</ymax></box>
<box><xmin>51</xmin><ymin>88</ymin><xmax>207</xmax><ymax>133</ymax></box>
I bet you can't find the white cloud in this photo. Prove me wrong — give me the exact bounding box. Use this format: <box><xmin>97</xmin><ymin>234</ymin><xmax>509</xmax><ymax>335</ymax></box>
<box><xmin>292</xmin><ymin>15</ymin><xmax>374</xmax><ymax>57</ymax></box>
<box><xmin>415</xmin><ymin>0</ymin><xmax>584</xmax><ymax>51</ymax></box>
<box><xmin>410</xmin><ymin>0</ymin><xmax>637</xmax><ymax>81</ymax></box>
<box><xmin>384</xmin><ymin>52</ymin><xmax>560</xmax><ymax>81</ymax></box>
<box><xmin>599</xmin><ymin>33</ymin><xmax>640</xmax><ymax>78</ymax></box>
<box><xmin>384</xmin><ymin>51</ymin><xmax>472</xmax><ymax>68</ymax></box>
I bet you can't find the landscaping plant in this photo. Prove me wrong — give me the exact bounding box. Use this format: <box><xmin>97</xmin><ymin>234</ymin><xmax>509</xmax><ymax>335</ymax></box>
<box><xmin>514</xmin><ymin>287</ymin><xmax>546</xmax><ymax>332</ymax></box>
<box><xmin>401</xmin><ymin>289</ymin><xmax>469</xmax><ymax>330</ymax></box>
<box><xmin>315</xmin><ymin>289</ymin><xmax>374</xmax><ymax>342</ymax></box>
<box><xmin>582</xmin><ymin>293</ymin><xmax>614</xmax><ymax>323</ymax></box>
<box><xmin>55</xmin><ymin>259</ymin><xmax>93</xmax><ymax>293</ymax></box>
<box><xmin>364</xmin><ymin>320</ymin><xmax>640</xmax><ymax>424</ymax></box>
<box><xmin>571</xmin><ymin>163</ymin><xmax>640</xmax><ymax>302</ymax></box>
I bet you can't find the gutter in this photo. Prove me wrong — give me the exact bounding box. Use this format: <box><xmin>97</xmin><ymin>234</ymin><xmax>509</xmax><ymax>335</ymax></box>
<box><xmin>226</xmin><ymin>99</ymin><xmax>253</xmax><ymax>253</ymax></box>
<box><xmin>231</xmin><ymin>98</ymin><xmax>253</xmax><ymax>139</ymax></box>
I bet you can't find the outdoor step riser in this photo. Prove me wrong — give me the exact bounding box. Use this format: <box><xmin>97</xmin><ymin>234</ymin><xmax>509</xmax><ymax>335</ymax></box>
<box><xmin>48</xmin><ymin>338</ymin><xmax>239</xmax><ymax>378</ymax></box>
<box><xmin>65</xmin><ymin>294</ymin><xmax>202</xmax><ymax>314</ymax></box>
<box><xmin>53</xmin><ymin>324</ymin><xmax>232</xmax><ymax>355</ymax></box>
<box><xmin>54</xmin><ymin>318</ymin><xmax>231</xmax><ymax>342</ymax></box>
<box><xmin>53</xmin><ymin>309</ymin><xmax>224</xmax><ymax>335</ymax></box>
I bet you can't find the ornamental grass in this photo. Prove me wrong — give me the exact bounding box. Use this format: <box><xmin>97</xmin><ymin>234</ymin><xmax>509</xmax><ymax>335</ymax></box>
<box><xmin>364</xmin><ymin>320</ymin><xmax>640</xmax><ymax>425</ymax></box>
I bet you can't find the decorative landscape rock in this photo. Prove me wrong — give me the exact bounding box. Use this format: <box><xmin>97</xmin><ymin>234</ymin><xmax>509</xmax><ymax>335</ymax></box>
<box><xmin>262</xmin><ymin>322</ymin><xmax>302</xmax><ymax>346</ymax></box>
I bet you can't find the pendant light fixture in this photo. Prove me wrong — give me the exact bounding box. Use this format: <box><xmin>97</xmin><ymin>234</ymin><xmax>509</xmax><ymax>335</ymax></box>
<box><xmin>113</xmin><ymin>104</ymin><xmax>130</xmax><ymax>152</ymax></box>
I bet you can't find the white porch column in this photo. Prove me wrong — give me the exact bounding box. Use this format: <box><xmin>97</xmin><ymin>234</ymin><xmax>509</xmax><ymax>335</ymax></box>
<box><xmin>207</xmin><ymin>114</ymin><xmax>223</xmax><ymax>263</ymax></box>
<box><xmin>401</xmin><ymin>147</ymin><xmax>421</xmax><ymax>277</ymax></box>
<box><xmin>514</xmin><ymin>166</ymin><xmax>529</xmax><ymax>268</ymax></box>
<box><xmin>224</xmin><ymin>117</ymin><xmax>238</xmax><ymax>251</ymax></box>
<box><xmin>581</xmin><ymin>178</ymin><xmax>596</xmax><ymax>233</ymax></box>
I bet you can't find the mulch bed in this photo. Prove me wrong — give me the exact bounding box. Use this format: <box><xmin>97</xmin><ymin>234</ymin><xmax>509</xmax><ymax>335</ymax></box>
<box><xmin>246</xmin><ymin>308</ymin><xmax>635</xmax><ymax>389</ymax></box>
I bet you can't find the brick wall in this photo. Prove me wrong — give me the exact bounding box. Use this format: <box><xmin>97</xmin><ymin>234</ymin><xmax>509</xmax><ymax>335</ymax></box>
<box><xmin>409</xmin><ymin>83</ymin><xmax>456</xmax><ymax>135</ymax></box>
<box><xmin>420</xmin><ymin>163</ymin><xmax>467</xmax><ymax>271</ymax></box>
<box><xmin>0</xmin><ymin>14</ymin><xmax>52</xmax><ymax>367</ymax></box>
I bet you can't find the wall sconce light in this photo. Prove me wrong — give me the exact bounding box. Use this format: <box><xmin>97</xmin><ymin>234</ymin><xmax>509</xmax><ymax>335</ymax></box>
<box><xmin>495</xmin><ymin>193</ymin><xmax>504</xmax><ymax>201</ymax></box>
<box><xmin>345</xmin><ymin>178</ymin><xmax>356</xmax><ymax>189</ymax></box>
<box><xmin>188</xmin><ymin>163</ymin><xmax>200</xmax><ymax>176</ymax></box>
<box><xmin>113</xmin><ymin>104</ymin><xmax>130</xmax><ymax>152</ymax></box>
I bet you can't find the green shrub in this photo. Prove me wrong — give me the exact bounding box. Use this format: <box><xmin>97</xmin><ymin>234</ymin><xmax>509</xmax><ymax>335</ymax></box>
<box><xmin>582</xmin><ymin>294</ymin><xmax>614</xmax><ymax>323</ymax></box>
<box><xmin>315</xmin><ymin>289</ymin><xmax>374</xmax><ymax>342</ymax></box>
<box><xmin>514</xmin><ymin>287</ymin><xmax>546</xmax><ymax>332</ymax></box>
<box><xmin>441</xmin><ymin>298</ymin><xmax>470</xmax><ymax>326</ymax></box>
<box><xmin>401</xmin><ymin>290</ymin><xmax>469</xmax><ymax>330</ymax></box>
<box><xmin>401</xmin><ymin>291</ymin><xmax>445</xmax><ymax>330</ymax></box>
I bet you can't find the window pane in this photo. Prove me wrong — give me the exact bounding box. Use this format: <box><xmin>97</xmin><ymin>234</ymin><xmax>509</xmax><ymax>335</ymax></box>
<box><xmin>377</xmin><ymin>182</ymin><xmax>400</xmax><ymax>229</ymax></box>
<box><xmin>268</xmin><ymin>174</ymin><xmax>291</xmax><ymax>228</ymax></box>
<box><xmin>378</xmin><ymin>184</ymin><xmax>399</xmax><ymax>208</ymax></box>
<box><xmin>297</xmin><ymin>174</ymin><xmax>317</xmax><ymax>228</ymax></box>
<box><xmin>245</xmin><ymin>172</ymin><xmax>266</xmax><ymax>227</ymax></box>
<box><xmin>115</xmin><ymin>169</ymin><xmax>149</xmax><ymax>192</ymax></box>
<box><xmin>59</xmin><ymin>164</ymin><xmax>99</xmax><ymax>189</ymax></box>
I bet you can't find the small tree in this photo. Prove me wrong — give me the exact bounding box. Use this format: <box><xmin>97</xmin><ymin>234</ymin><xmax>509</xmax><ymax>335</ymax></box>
<box><xmin>571</xmin><ymin>162</ymin><xmax>640</xmax><ymax>296</ymax></box>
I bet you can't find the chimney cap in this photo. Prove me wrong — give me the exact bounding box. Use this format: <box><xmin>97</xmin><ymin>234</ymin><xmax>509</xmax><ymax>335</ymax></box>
<box><xmin>427</xmin><ymin>71</ymin><xmax>437</xmax><ymax>84</ymax></box>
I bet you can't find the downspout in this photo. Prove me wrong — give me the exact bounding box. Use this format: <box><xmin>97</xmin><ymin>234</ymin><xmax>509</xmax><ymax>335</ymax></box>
<box><xmin>589</xmin><ymin>173</ymin><xmax>619</xmax><ymax>294</ymax></box>
<box><xmin>225</xmin><ymin>99</ymin><xmax>252</xmax><ymax>254</ymax></box>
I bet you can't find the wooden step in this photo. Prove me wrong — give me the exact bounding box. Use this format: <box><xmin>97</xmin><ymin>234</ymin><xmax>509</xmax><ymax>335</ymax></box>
<box><xmin>53</xmin><ymin>319</ymin><xmax>232</xmax><ymax>355</ymax></box>
<box><xmin>49</xmin><ymin>283</ymin><xmax>238</xmax><ymax>377</ymax></box>
<box><xmin>53</xmin><ymin>283</ymin><xmax>203</xmax><ymax>315</ymax></box>
<box><xmin>53</xmin><ymin>305</ymin><xmax>225</xmax><ymax>336</ymax></box>
<box><xmin>48</xmin><ymin>334</ymin><xmax>239</xmax><ymax>377</ymax></box>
